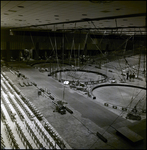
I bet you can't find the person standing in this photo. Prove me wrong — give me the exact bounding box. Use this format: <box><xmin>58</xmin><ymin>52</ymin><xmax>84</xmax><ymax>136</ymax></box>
<box><xmin>126</xmin><ymin>72</ymin><xmax>129</xmax><ymax>80</ymax></box>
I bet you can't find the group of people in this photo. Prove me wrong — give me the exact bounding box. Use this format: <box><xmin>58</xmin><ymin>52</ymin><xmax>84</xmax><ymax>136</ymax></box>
<box><xmin>126</xmin><ymin>72</ymin><xmax>135</xmax><ymax>81</ymax></box>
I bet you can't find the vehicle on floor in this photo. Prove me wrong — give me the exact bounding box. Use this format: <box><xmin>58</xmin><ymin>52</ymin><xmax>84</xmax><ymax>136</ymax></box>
<box><xmin>109</xmin><ymin>77</ymin><xmax>117</xmax><ymax>83</ymax></box>
<box><xmin>54</xmin><ymin>105</ymin><xmax>66</xmax><ymax>115</ymax></box>
<box><xmin>126</xmin><ymin>113</ymin><xmax>141</xmax><ymax>121</ymax></box>
<box><xmin>53</xmin><ymin>100</ymin><xmax>66</xmax><ymax>115</ymax></box>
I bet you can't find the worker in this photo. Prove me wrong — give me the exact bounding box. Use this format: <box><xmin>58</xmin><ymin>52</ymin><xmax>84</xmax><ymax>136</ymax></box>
<box><xmin>126</xmin><ymin>72</ymin><xmax>129</xmax><ymax>80</ymax></box>
<box><xmin>132</xmin><ymin>73</ymin><xmax>135</xmax><ymax>81</ymax></box>
<box><xmin>129</xmin><ymin>73</ymin><xmax>132</xmax><ymax>81</ymax></box>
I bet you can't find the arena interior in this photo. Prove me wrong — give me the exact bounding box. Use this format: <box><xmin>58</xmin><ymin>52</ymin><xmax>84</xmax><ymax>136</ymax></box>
<box><xmin>1</xmin><ymin>1</ymin><xmax>146</xmax><ymax>149</ymax></box>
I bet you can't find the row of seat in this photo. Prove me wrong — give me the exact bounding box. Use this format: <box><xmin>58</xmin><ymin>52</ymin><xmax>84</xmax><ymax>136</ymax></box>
<box><xmin>2</xmin><ymin>76</ymin><xmax>34</xmax><ymax>122</ymax></box>
<box><xmin>13</xmin><ymin>92</ymin><xmax>35</xmax><ymax>119</ymax></box>
<box><xmin>2</xmin><ymin>78</ymin><xmax>15</xmax><ymax>94</ymax></box>
<box><xmin>44</xmin><ymin>121</ymin><xmax>65</xmax><ymax>149</ymax></box>
<box><xmin>24</xmin><ymin>121</ymin><xmax>49</xmax><ymax>149</ymax></box>
<box><xmin>1</xmin><ymin>71</ymin><xmax>65</xmax><ymax>149</ymax></box>
<box><xmin>1</xmin><ymin>80</ymin><xmax>9</xmax><ymax>94</ymax></box>
<box><xmin>1</xmin><ymin>133</ymin><xmax>6</xmax><ymax>149</ymax></box>
<box><xmin>2</xmin><ymin>75</ymin><xmax>40</xmax><ymax>121</ymax></box>
<box><xmin>1</xmin><ymin>106</ymin><xmax>6</xmax><ymax>122</ymax></box>
<box><xmin>15</xmin><ymin>121</ymin><xmax>34</xmax><ymax>149</ymax></box>
<box><xmin>2</xmin><ymin>73</ymin><xmax>21</xmax><ymax>94</ymax></box>
<box><xmin>1</xmin><ymin>91</ymin><xmax>17</xmax><ymax>122</ymax></box>
<box><xmin>19</xmin><ymin>93</ymin><xmax>44</xmax><ymax>121</ymax></box>
<box><xmin>6</xmin><ymin>92</ymin><xmax>25</xmax><ymax>121</ymax></box>
<box><xmin>4</xmin><ymin>121</ymin><xmax>20</xmax><ymax>149</ymax></box>
<box><xmin>33</xmin><ymin>118</ymin><xmax>56</xmax><ymax>149</ymax></box>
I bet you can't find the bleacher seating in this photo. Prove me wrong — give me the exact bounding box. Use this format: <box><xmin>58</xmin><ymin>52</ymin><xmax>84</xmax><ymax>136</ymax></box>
<box><xmin>1</xmin><ymin>134</ymin><xmax>6</xmax><ymax>149</ymax></box>
<box><xmin>4</xmin><ymin>121</ymin><xmax>20</xmax><ymax>149</ymax></box>
<box><xmin>15</xmin><ymin>121</ymin><xmax>34</xmax><ymax>149</ymax></box>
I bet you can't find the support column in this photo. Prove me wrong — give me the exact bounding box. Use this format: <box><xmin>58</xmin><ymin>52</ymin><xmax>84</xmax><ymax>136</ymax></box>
<box><xmin>6</xmin><ymin>41</ymin><xmax>11</xmax><ymax>61</ymax></box>
<box><xmin>35</xmin><ymin>42</ymin><xmax>39</xmax><ymax>60</ymax></box>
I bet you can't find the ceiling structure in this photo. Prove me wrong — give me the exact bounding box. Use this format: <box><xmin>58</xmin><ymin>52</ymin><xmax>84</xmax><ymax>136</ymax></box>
<box><xmin>1</xmin><ymin>1</ymin><xmax>146</xmax><ymax>35</ymax></box>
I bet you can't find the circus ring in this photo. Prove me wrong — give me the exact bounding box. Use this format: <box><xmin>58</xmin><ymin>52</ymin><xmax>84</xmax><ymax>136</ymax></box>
<box><xmin>50</xmin><ymin>69</ymin><xmax>108</xmax><ymax>85</ymax></box>
<box><xmin>90</xmin><ymin>84</ymin><xmax>146</xmax><ymax>116</ymax></box>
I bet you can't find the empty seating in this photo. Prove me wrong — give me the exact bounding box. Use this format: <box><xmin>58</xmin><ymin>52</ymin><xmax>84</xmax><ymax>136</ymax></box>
<box><xmin>24</xmin><ymin>121</ymin><xmax>48</xmax><ymax>149</ymax></box>
<box><xmin>15</xmin><ymin>121</ymin><xmax>33</xmax><ymax>149</ymax></box>
<box><xmin>44</xmin><ymin>121</ymin><xmax>65</xmax><ymax>149</ymax></box>
<box><xmin>33</xmin><ymin>118</ymin><xmax>55</xmax><ymax>148</ymax></box>
<box><xmin>1</xmin><ymin>92</ymin><xmax>17</xmax><ymax>122</ymax></box>
<box><xmin>6</xmin><ymin>92</ymin><xmax>25</xmax><ymax>121</ymax></box>
<box><xmin>1</xmin><ymin>107</ymin><xmax>6</xmax><ymax>122</ymax></box>
<box><xmin>13</xmin><ymin>92</ymin><xmax>35</xmax><ymax>119</ymax></box>
<box><xmin>1</xmin><ymin>134</ymin><xmax>6</xmax><ymax>149</ymax></box>
<box><xmin>3</xmin><ymin>79</ymin><xmax>15</xmax><ymax>94</ymax></box>
<box><xmin>4</xmin><ymin>121</ymin><xmax>20</xmax><ymax>149</ymax></box>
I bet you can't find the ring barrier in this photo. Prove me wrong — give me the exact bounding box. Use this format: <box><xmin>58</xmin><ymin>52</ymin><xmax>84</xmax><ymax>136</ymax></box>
<box><xmin>50</xmin><ymin>69</ymin><xmax>107</xmax><ymax>85</ymax></box>
<box><xmin>91</xmin><ymin>83</ymin><xmax>146</xmax><ymax>99</ymax></box>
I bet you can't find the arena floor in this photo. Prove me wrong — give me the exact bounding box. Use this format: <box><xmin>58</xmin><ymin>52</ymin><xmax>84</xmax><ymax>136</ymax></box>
<box><xmin>1</xmin><ymin>54</ymin><xmax>146</xmax><ymax>149</ymax></box>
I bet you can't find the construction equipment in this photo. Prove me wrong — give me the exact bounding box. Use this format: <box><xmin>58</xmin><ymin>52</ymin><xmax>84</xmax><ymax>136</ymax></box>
<box><xmin>52</xmin><ymin>101</ymin><xmax>66</xmax><ymax>115</ymax></box>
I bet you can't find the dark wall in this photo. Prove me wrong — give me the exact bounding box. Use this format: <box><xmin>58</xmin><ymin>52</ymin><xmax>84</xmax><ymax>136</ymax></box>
<box><xmin>1</xmin><ymin>29</ymin><xmax>146</xmax><ymax>61</ymax></box>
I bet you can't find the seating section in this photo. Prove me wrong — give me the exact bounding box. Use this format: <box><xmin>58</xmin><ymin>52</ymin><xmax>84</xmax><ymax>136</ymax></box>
<box><xmin>1</xmin><ymin>71</ymin><xmax>68</xmax><ymax>149</ymax></box>
<box><xmin>5</xmin><ymin>121</ymin><xmax>20</xmax><ymax>149</ymax></box>
<box><xmin>15</xmin><ymin>121</ymin><xmax>34</xmax><ymax>149</ymax></box>
<box><xmin>1</xmin><ymin>134</ymin><xmax>6</xmax><ymax>149</ymax></box>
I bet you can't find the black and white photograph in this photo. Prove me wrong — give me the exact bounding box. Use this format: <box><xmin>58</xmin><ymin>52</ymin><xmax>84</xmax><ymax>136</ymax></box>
<box><xmin>1</xmin><ymin>1</ymin><xmax>146</xmax><ymax>149</ymax></box>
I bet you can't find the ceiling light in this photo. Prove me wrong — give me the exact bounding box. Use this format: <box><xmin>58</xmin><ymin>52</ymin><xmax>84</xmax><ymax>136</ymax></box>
<box><xmin>101</xmin><ymin>10</ymin><xmax>110</xmax><ymax>13</ymax></box>
<box><xmin>8</xmin><ymin>10</ymin><xmax>17</xmax><ymax>12</ymax></box>
<box><xmin>82</xmin><ymin>14</ymin><xmax>87</xmax><ymax>16</ymax></box>
<box><xmin>17</xmin><ymin>6</ymin><xmax>24</xmax><ymax>8</ymax></box>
